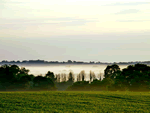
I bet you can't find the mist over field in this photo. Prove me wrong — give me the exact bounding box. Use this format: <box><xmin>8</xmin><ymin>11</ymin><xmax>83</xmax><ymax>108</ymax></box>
<box><xmin>0</xmin><ymin>64</ymin><xmax>128</xmax><ymax>80</ymax></box>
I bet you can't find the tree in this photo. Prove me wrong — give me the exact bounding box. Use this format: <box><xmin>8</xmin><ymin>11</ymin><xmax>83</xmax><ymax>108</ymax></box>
<box><xmin>68</xmin><ymin>72</ymin><xmax>74</xmax><ymax>82</ymax></box>
<box><xmin>90</xmin><ymin>79</ymin><xmax>102</xmax><ymax>91</ymax></box>
<box><xmin>67</xmin><ymin>60</ymin><xmax>72</xmax><ymax>63</ymax></box>
<box><xmin>89</xmin><ymin>71</ymin><xmax>96</xmax><ymax>82</ymax></box>
<box><xmin>61</xmin><ymin>73</ymin><xmax>67</xmax><ymax>82</ymax></box>
<box><xmin>19</xmin><ymin>75</ymin><xmax>32</xmax><ymax>89</ymax></box>
<box><xmin>10</xmin><ymin>65</ymin><xmax>20</xmax><ymax>74</ymax></box>
<box><xmin>120</xmin><ymin>64</ymin><xmax>150</xmax><ymax>91</ymax></box>
<box><xmin>100</xmin><ymin>78</ymin><xmax>115</xmax><ymax>91</ymax></box>
<box><xmin>79</xmin><ymin>70</ymin><xmax>86</xmax><ymax>81</ymax></box>
<box><xmin>77</xmin><ymin>74</ymin><xmax>80</xmax><ymax>81</ymax></box>
<box><xmin>55</xmin><ymin>74</ymin><xmax>61</xmax><ymax>82</ymax></box>
<box><xmin>20</xmin><ymin>75</ymin><xmax>31</xmax><ymax>83</ymax></box>
<box><xmin>19</xmin><ymin>67</ymin><xmax>29</xmax><ymax>75</ymax></box>
<box><xmin>104</xmin><ymin>64</ymin><xmax>120</xmax><ymax>79</ymax></box>
<box><xmin>0</xmin><ymin>64</ymin><xmax>20</xmax><ymax>83</ymax></box>
<box><xmin>45</xmin><ymin>71</ymin><xmax>56</xmax><ymax>82</ymax></box>
<box><xmin>0</xmin><ymin>64</ymin><xmax>32</xmax><ymax>90</ymax></box>
<box><xmin>33</xmin><ymin>75</ymin><xmax>56</xmax><ymax>90</ymax></box>
<box><xmin>17</xmin><ymin>67</ymin><xmax>30</xmax><ymax>81</ymax></box>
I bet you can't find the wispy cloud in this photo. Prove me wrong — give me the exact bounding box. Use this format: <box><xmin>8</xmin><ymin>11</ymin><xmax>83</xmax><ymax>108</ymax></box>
<box><xmin>0</xmin><ymin>1</ymin><xmax>28</xmax><ymax>4</ymax></box>
<box><xmin>117</xmin><ymin>20</ymin><xmax>150</xmax><ymax>22</ymax></box>
<box><xmin>0</xmin><ymin>17</ymin><xmax>97</xmax><ymax>23</ymax></box>
<box><xmin>115</xmin><ymin>9</ymin><xmax>140</xmax><ymax>14</ymax></box>
<box><xmin>105</xmin><ymin>2</ymin><xmax>150</xmax><ymax>6</ymax></box>
<box><xmin>0</xmin><ymin>18</ymin><xmax>98</xmax><ymax>30</ymax></box>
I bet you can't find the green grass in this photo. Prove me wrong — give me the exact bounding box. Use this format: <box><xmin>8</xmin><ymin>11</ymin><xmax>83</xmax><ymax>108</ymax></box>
<box><xmin>0</xmin><ymin>91</ymin><xmax>150</xmax><ymax>113</ymax></box>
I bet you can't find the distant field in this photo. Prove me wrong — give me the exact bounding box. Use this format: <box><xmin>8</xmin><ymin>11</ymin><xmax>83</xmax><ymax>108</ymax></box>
<box><xmin>0</xmin><ymin>91</ymin><xmax>150</xmax><ymax>113</ymax></box>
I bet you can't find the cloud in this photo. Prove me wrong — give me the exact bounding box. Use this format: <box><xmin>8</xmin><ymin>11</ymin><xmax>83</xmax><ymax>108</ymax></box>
<box><xmin>0</xmin><ymin>17</ymin><xmax>98</xmax><ymax>30</ymax></box>
<box><xmin>0</xmin><ymin>23</ymin><xmax>59</xmax><ymax>30</ymax></box>
<box><xmin>118</xmin><ymin>20</ymin><xmax>150</xmax><ymax>22</ymax></box>
<box><xmin>105</xmin><ymin>2</ymin><xmax>150</xmax><ymax>6</ymax></box>
<box><xmin>115</xmin><ymin>9</ymin><xmax>140</xmax><ymax>14</ymax></box>
<box><xmin>0</xmin><ymin>17</ymin><xmax>97</xmax><ymax>23</ymax></box>
<box><xmin>0</xmin><ymin>1</ymin><xmax>28</xmax><ymax>4</ymax></box>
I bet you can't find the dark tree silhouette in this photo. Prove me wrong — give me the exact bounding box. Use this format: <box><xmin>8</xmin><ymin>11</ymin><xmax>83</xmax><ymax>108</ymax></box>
<box><xmin>80</xmin><ymin>70</ymin><xmax>85</xmax><ymax>81</ymax></box>
<box><xmin>120</xmin><ymin>64</ymin><xmax>150</xmax><ymax>91</ymax></box>
<box><xmin>68</xmin><ymin>72</ymin><xmax>74</xmax><ymax>82</ymax></box>
<box><xmin>19</xmin><ymin>67</ymin><xmax>29</xmax><ymax>75</ymax></box>
<box><xmin>104</xmin><ymin>64</ymin><xmax>120</xmax><ymax>79</ymax></box>
<box><xmin>33</xmin><ymin>75</ymin><xmax>55</xmax><ymax>90</ymax></box>
<box><xmin>45</xmin><ymin>71</ymin><xmax>56</xmax><ymax>82</ymax></box>
<box><xmin>0</xmin><ymin>64</ymin><xmax>33</xmax><ymax>90</ymax></box>
<box><xmin>0</xmin><ymin>64</ymin><xmax>58</xmax><ymax>91</ymax></box>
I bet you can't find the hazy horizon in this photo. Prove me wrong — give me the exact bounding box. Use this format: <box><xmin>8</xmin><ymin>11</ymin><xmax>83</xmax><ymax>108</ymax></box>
<box><xmin>1</xmin><ymin>0</ymin><xmax>150</xmax><ymax>62</ymax></box>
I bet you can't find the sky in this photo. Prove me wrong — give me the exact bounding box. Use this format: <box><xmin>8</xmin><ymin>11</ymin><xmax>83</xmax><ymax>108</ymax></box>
<box><xmin>0</xmin><ymin>0</ymin><xmax>150</xmax><ymax>62</ymax></box>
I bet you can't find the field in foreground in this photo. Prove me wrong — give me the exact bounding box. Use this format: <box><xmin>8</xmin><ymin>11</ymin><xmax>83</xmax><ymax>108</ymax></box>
<box><xmin>0</xmin><ymin>91</ymin><xmax>150</xmax><ymax>113</ymax></box>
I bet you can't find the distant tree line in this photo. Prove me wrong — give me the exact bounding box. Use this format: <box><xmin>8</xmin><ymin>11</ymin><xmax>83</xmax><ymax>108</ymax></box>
<box><xmin>0</xmin><ymin>60</ymin><xmax>98</xmax><ymax>64</ymax></box>
<box><xmin>1</xmin><ymin>60</ymin><xmax>150</xmax><ymax>65</ymax></box>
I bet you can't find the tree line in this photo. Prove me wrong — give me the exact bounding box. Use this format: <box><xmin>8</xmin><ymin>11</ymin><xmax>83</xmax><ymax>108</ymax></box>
<box><xmin>0</xmin><ymin>65</ymin><xmax>56</xmax><ymax>91</ymax></box>
<box><xmin>1</xmin><ymin>60</ymin><xmax>150</xmax><ymax>64</ymax></box>
<box><xmin>0</xmin><ymin>64</ymin><xmax>150</xmax><ymax>91</ymax></box>
<box><xmin>67</xmin><ymin>64</ymin><xmax>150</xmax><ymax>91</ymax></box>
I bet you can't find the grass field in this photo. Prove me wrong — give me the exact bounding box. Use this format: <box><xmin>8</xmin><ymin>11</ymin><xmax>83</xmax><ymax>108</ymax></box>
<box><xmin>0</xmin><ymin>91</ymin><xmax>150</xmax><ymax>113</ymax></box>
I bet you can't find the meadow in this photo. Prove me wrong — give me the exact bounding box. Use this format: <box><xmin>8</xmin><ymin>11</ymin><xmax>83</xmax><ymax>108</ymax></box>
<box><xmin>0</xmin><ymin>91</ymin><xmax>150</xmax><ymax>113</ymax></box>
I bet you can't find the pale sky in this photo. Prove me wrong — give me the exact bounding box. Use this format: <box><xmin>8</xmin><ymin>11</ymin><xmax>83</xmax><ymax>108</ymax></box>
<box><xmin>0</xmin><ymin>0</ymin><xmax>150</xmax><ymax>62</ymax></box>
